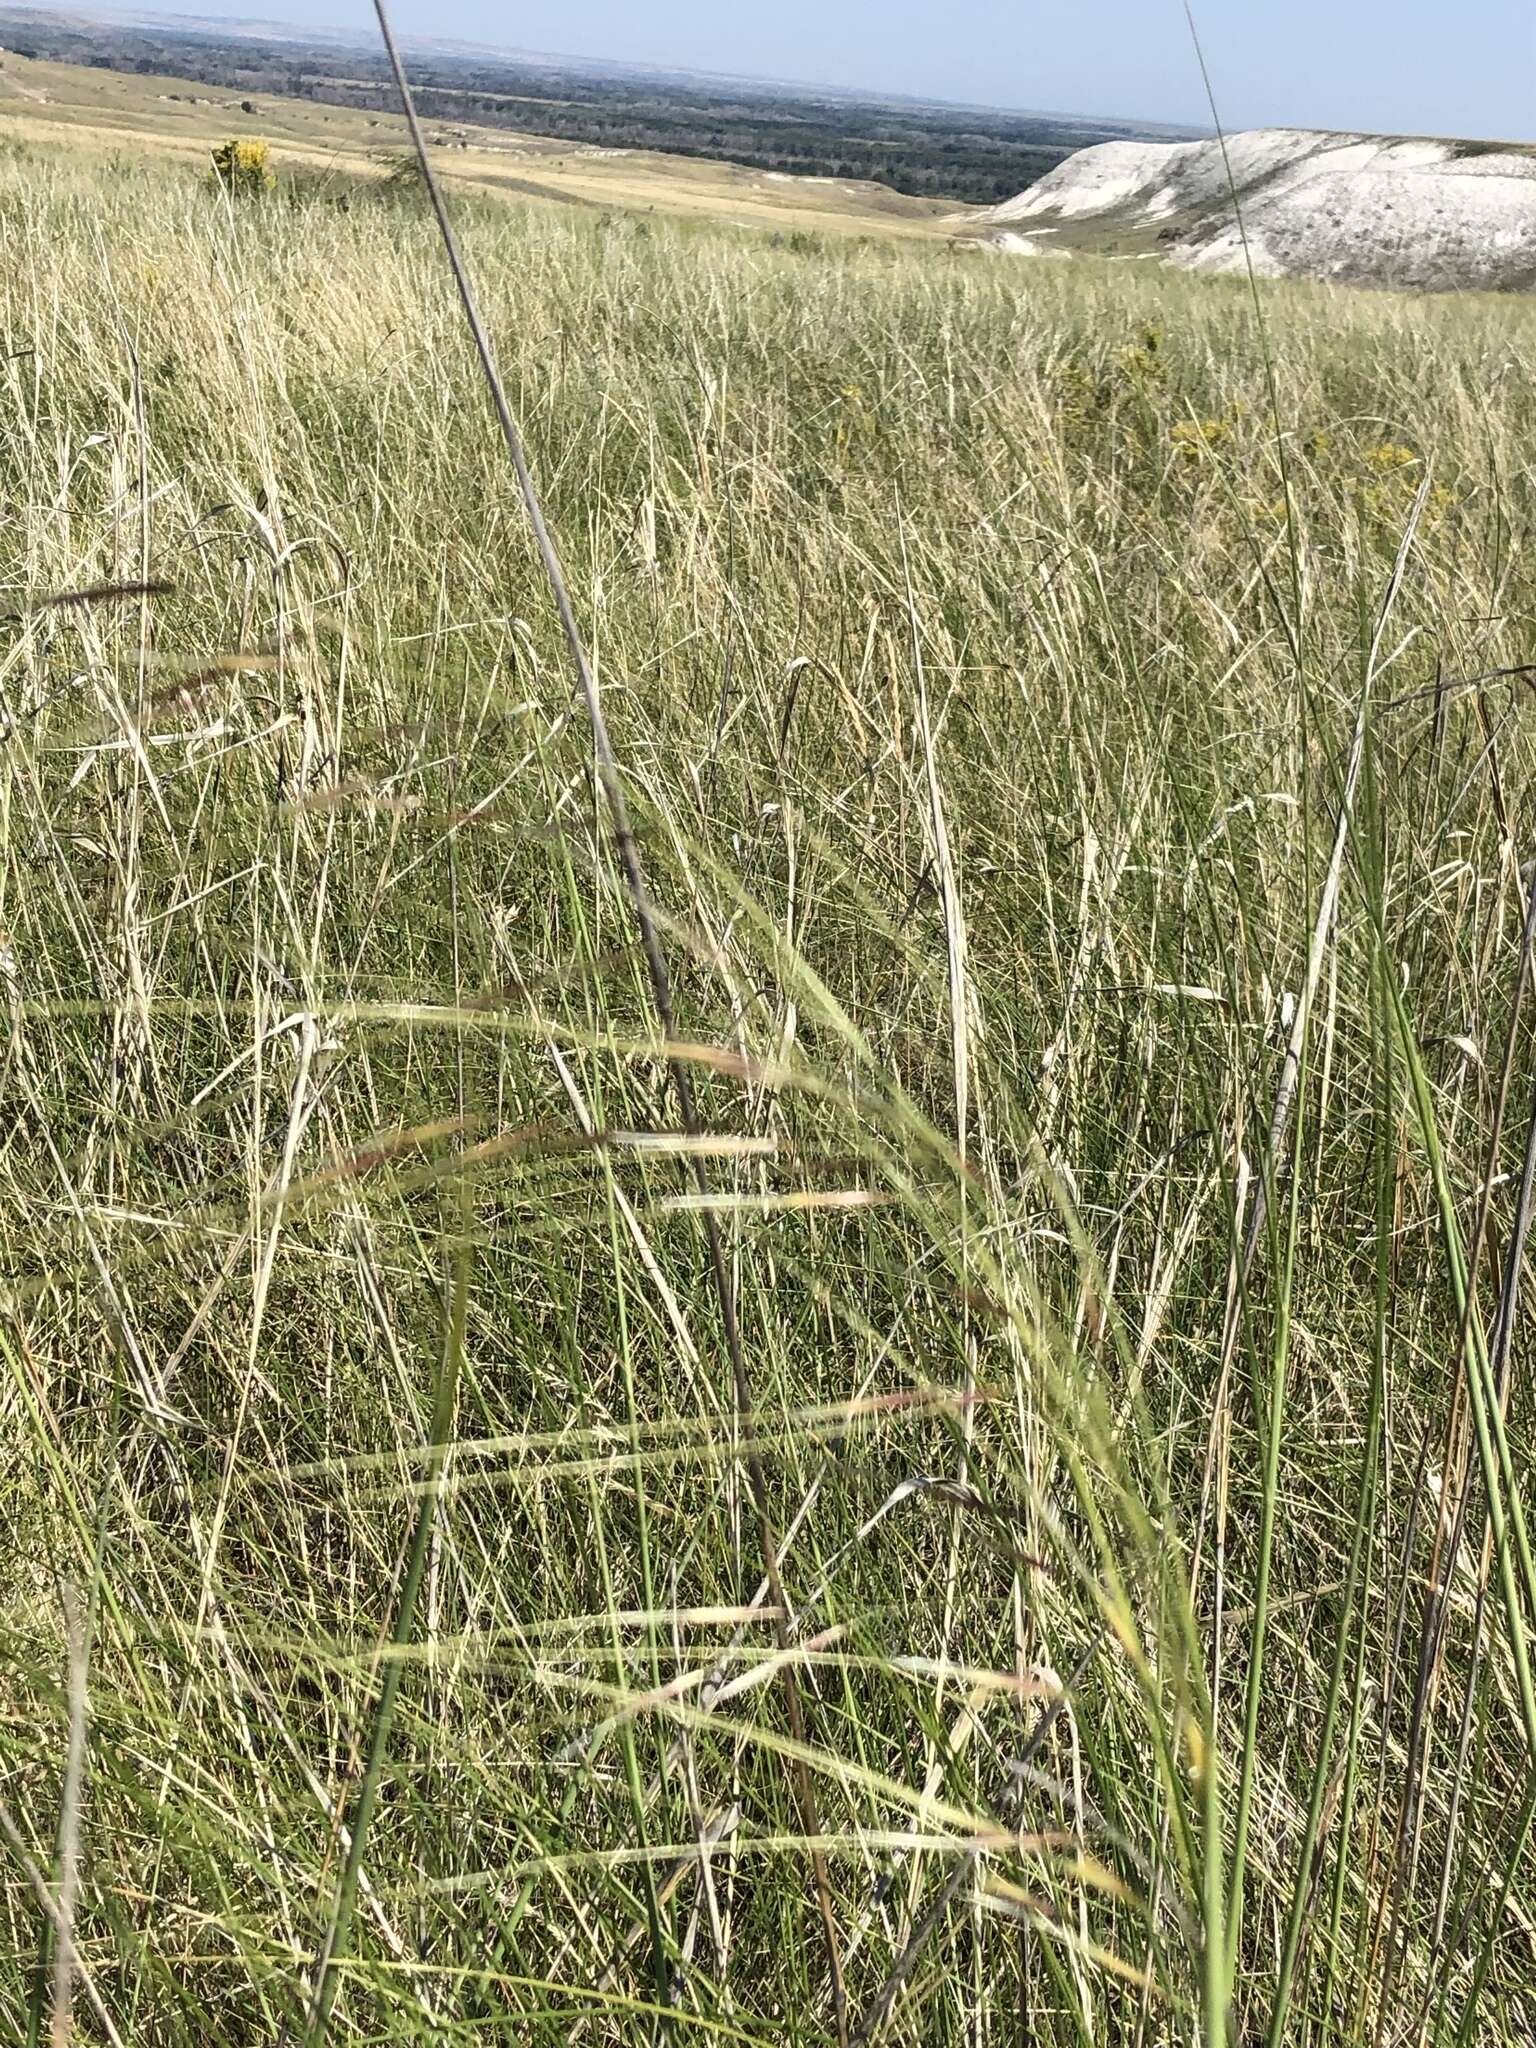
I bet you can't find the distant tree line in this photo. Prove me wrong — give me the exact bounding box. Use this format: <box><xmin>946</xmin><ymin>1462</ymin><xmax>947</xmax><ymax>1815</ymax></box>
<box><xmin>0</xmin><ymin>15</ymin><xmax>1147</xmax><ymax>203</ymax></box>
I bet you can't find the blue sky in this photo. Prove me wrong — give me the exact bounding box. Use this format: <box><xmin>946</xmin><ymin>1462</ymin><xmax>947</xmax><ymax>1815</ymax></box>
<box><xmin>152</xmin><ymin>2</ymin><xmax>1534</xmax><ymax>138</ymax></box>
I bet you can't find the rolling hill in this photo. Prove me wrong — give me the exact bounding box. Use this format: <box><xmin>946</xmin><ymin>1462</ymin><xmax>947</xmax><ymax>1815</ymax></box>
<box><xmin>0</xmin><ymin>44</ymin><xmax>963</xmax><ymax>236</ymax></box>
<box><xmin>970</xmin><ymin>127</ymin><xmax>1536</xmax><ymax>290</ymax></box>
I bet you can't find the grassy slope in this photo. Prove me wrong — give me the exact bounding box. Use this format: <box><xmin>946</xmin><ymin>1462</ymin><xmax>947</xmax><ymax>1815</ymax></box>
<box><xmin>1</xmin><ymin>119</ymin><xmax>1536</xmax><ymax>2048</ymax></box>
<box><xmin>0</xmin><ymin>47</ymin><xmax>962</xmax><ymax>235</ymax></box>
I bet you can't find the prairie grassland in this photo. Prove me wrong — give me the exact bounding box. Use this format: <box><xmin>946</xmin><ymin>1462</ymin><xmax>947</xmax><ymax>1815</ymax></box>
<box><xmin>0</xmin><ymin>51</ymin><xmax>958</xmax><ymax>237</ymax></box>
<box><xmin>2</xmin><ymin>137</ymin><xmax>1536</xmax><ymax>2047</ymax></box>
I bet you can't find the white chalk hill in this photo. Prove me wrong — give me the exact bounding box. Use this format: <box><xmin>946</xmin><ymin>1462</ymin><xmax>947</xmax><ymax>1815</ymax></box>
<box><xmin>974</xmin><ymin>129</ymin><xmax>1536</xmax><ymax>291</ymax></box>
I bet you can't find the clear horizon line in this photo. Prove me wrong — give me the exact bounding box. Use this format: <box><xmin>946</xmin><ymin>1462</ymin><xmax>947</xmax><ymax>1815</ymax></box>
<box><xmin>2</xmin><ymin>0</ymin><xmax>1215</xmax><ymax>133</ymax></box>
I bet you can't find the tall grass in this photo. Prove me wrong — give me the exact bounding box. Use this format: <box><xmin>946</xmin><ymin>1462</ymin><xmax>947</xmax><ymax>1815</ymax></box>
<box><xmin>2</xmin><ymin>136</ymin><xmax>1536</xmax><ymax>2044</ymax></box>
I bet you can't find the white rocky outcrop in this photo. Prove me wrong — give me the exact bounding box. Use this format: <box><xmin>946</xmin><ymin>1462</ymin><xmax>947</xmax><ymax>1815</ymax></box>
<box><xmin>975</xmin><ymin>129</ymin><xmax>1536</xmax><ymax>291</ymax></box>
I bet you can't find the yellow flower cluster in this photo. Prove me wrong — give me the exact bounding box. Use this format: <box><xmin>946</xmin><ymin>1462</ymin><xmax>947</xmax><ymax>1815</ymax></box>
<box><xmin>1362</xmin><ymin>478</ymin><xmax>1455</xmax><ymax>526</ymax></box>
<box><xmin>211</xmin><ymin>137</ymin><xmax>275</xmax><ymax>197</ymax></box>
<box><xmin>1362</xmin><ymin>441</ymin><xmax>1420</xmax><ymax>472</ymax></box>
<box><xmin>1169</xmin><ymin>416</ymin><xmax>1233</xmax><ymax>461</ymax></box>
<box><xmin>1115</xmin><ymin>324</ymin><xmax>1168</xmax><ymax>387</ymax></box>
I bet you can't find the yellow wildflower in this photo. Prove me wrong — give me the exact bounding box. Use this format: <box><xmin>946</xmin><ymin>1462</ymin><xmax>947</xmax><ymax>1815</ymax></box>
<box><xmin>1170</xmin><ymin>416</ymin><xmax>1232</xmax><ymax>461</ymax></box>
<box><xmin>1363</xmin><ymin>441</ymin><xmax>1419</xmax><ymax>472</ymax></box>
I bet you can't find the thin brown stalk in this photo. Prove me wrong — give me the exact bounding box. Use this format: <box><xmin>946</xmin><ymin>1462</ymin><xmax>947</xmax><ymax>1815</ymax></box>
<box><xmin>0</xmin><ymin>1802</ymin><xmax>122</xmax><ymax>2048</ymax></box>
<box><xmin>367</xmin><ymin>5</ymin><xmax>848</xmax><ymax>2035</ymax></box>
<box><xmin>1381</xmin><ymin>662</ymin><xmax>1536</xmax><ymax>712</ymax></box>
<box><xmin>2</xmin><ymin>579</ymin><xmax>173</xmax><ymax>619</ymax></box>
<box><xmin>49</xmin><ymin>1584</ymin><xmax>87</xmax><ymax>2048</ymax></box>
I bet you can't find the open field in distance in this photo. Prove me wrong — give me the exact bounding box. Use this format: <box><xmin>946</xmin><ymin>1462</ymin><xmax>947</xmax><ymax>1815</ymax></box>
<box><xmin>1</xmin><ymin>82</ymin><xmax>1536</xmax><ymax>2048</ymax></box>
<box><xmin>0</xmin><ymin>46</ymin><xmax>963</xmax><ymax>236</ymax></box>
<box><xmin>0</xmin><ymin>2</ymin><xmax>1201</xmax><ymax>203</ymax></box>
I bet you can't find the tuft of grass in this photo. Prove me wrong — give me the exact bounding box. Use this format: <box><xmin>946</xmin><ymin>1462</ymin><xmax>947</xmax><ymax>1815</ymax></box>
<box><xmin>0</xmin><ymin>135</ymin><xmax>1534</xmax><ymax>2047</ymax></box>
